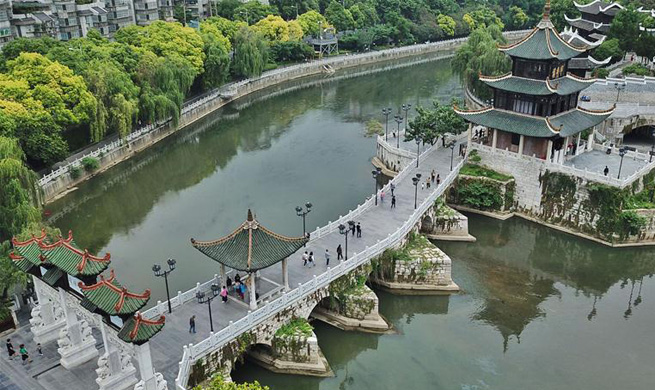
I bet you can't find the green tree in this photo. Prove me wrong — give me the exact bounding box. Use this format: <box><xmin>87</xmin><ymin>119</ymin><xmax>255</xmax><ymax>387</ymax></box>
<box><xmin>405</xmin><ymin>99</ymin><xmax>467</xmax><ymax>145</ymax></box>
<box><xmin>193</xmin><ymin>375</ymin><xmax>269</xmax><ymax>390</ymax></box>
<box><xmin>252</xmin><ymin>15</ymin><xmax>303</xmax><ymax>42</ymax></box>
<box><xmin>609</xmin><ymin>7</ymin><xmax>641</xmax><ymax>53</ymax></box>
<box><xmin>203</xmin><ymin>17</ymin><xmax>248</xmax><ymax>42</ymax></box>
<box><xmin>234</xmin><ymin>1</ymin><xmax>277</xmax><ymax>24</ymax></box>
<box><xmin>451</xmin><ymin>26</ymin><xmax>510</xmax><ymax>100</ymax></box>
<box><xmin>593</xmin><ymin>38</ymin><xmax>623</xmax><ymax>63</ymax></box>
<box><xmin>508</xmin><ymin>6</ymin><xmax>529</xmax><ymax>29</ymax></box>
<box><xmin>463</xmin><ymin>7</ymin><xmax>504</xmax><ymax>31</ymax></box>
<box><xmin>296</xmin><ymin>10</ymin><xmax>330</xmax><ymax>37</ymax></box>
<box><xmin>549</xmin><ymin>0</ymin><xmax>579</xmax><ymax>31</ymax></box>
<box><xmin>325</xmin><ymin>1</ymin><xmax>355</xmax><ymax>31</ymax></box>
<box><xmin>635</xmin><ymin>33</ymin><xmax>655</xmax><ymax>62</ymax></box>
<box><xmin>436</xmin><ymin>14</ymin><xmax>456</xmax><ymax>36</ymax></box>
<box><xmin>200</xmin><ymin>23</ymin><xmax>233</xmax><ymax>89</ymax></box>
<box><xmin>270</xmin><ymin>0</ymin><xmax>319</xmax><ymax>20</ymax></box>
<box><xmin>232</xmin><ymin>27</ymin><xmax>269</xmax><ymax>78</ymax></box>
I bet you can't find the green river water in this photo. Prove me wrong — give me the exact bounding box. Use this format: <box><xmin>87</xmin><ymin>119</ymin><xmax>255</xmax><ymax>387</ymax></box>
<box><xmin>46</xmin><ymin>55</ymin><xmax>655</xmax><ymax>390</ymax></box>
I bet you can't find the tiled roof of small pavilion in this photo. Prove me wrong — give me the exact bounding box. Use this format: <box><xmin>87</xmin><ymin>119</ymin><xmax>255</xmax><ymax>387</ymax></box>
<box><xmin>575</xmin><ymin>0</ymin><xmax>623</xmax><ymax>16</ymax></box>
<box><xmin>11</xmin><ymin>230</ymin><xmax>48</xmax><ymax>267</ymax></box>
<box><xmin>39</xmin><ymin>231</ymin><xmax>111</xmax><ymax>277</ymax></box>
<box><xmin>565</xmin><ymin>15</ymin><xmax>610</xmax><ymax>33</ymax></box>
<box><xmin>453</xmin><ymin>105</ymin><xmax>614</xmax><ymax>138</ymax></box>
<box><xmin>118</xmin><ymin>313</ymin><xmax>165</xmax><ymax>345</ymax></box>
<box><xmin>568</xmin><ymin>55</ymin><xmax>612</xmax><ymax>70</ymax></box>
<box><xmin>560</xmin><ymin>26</ymin><xmax>606</xmax><ymax>47</ymax></box>
<box><xmin>79</xmin><ymin>270</ymin><xmax>151</xmax><ymax>316</ymax></box>
<box><xmin>191</xmin><ymin>210</ymin><xmax>308</xmax><ymax>272</ymax></box>
<box><xmin>499</xmin><ymin>4</ymin><xmax>586</xmax><ymax>61</ymax></box>
<box><xmin>480</xmin><ymin>73</ymin><xmax>596</xmax><ymax>96</ymax></box>
<box><xmin>8</xmin><ymin>252</ymin><xmax>34</xmax><ymax>273</ymax></box>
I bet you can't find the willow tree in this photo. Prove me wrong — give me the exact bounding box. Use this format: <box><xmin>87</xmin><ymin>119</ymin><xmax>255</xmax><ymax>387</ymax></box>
<box><xmin>232</xmin><ymin>27</ymin><xmax>269</xmax><ymax>79</ymax></box>
<box><xmin>451</xmin><ymin>25</ymin><xmax>511</xmax><ymax>101</ymax></box>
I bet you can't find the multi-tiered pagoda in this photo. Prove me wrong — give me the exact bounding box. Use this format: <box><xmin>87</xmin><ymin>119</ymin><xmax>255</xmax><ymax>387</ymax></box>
<box><xmin>565</xmin><ymin>1</ymin><xmax>622</xmax><ymax>45</ymax></box>
<box><xmin>455</xmin><ymin>1</ymin><xmax>614</xmax><ymax>163</ymax></box>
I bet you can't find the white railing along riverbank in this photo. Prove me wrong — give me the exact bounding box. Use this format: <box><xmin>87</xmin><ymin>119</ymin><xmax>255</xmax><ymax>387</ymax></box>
<box><xmin>170</xmin><ymin>146</ymin><xmax>464</xmax><ymax>390</ymax></box>
<box><xmin>37</xmin><ymin>30</ymin><xmax>530</xmax><ymax>193</ymax></box>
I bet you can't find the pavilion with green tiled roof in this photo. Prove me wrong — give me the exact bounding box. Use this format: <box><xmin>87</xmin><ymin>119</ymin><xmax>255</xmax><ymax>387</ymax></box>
<box><xmin>79</xmin><ymin>269</ymin><xmax>151</xmax><ymax>320</ymax></box>
<box><xmin>191</xmin><ymin>209</ymin><xmax>308</xmax><ymax>310</ymax></box>
<box><xmin>117</xmin><ymin>313</ymin><xmax>166</xmax><ymax>345</ymax></box>
<box><xmin>39</xmin><ymin>231</ymin><xmax>111</xmax><ymax>281</ymax></box>
<box><xmin>11</xmin><ymin>230</ymin><xmax>47</xmax><ymax>268</ymax></box>
<box><xmin>457</xmin><ymin>0</ymin><xmax>614</xmax><ymax>162</ymax></box>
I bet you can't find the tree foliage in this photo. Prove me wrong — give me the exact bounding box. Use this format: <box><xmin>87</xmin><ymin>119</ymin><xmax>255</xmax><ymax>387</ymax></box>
<box><xmin>406</xmin><ymin>99</ymin><xmax>467</xmax><ymax>145</ymax></box>
<box><xmin>297</xmin><ymin>10</ymin><xmax>330</xmax><ymax>37</ymax></box>
<box><xmin>232</xmin><ymin>27</ymin><xmax>269</xmax><ymax>78</ymax></box>
<box><xmin>325</xmin><ymin>1</ymin><xmax>356</xmax><ymax>31</ymax></box>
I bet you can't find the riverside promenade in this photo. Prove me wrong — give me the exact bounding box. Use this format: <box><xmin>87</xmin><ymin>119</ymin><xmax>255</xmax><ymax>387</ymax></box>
<box><xmin>1</xmin><ymin>136</ymin><xmax>465</xmax><ymax>390</ymax></box>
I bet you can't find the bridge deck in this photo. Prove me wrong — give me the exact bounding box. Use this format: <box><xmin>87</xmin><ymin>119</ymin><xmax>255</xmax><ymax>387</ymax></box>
<box><xmin>148</xmin><ymin>138</ymin><xmax>465</xmax><ymax>385</ymax></box>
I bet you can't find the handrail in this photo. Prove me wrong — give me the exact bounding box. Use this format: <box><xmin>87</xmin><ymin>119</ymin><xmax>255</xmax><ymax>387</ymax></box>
<box><xmin>173</xmin><ymin>147</ymin><xmax>465</xmax><ymax>390</ymax></box>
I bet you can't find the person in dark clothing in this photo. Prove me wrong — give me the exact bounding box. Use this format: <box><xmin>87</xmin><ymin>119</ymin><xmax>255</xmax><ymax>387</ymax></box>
<box><xmin>19</xmin><ymin>344</ymin><xmax>30</xmax><ymax>365</ymax></box>
<box><xmin>337</xmin><ymin>245</ymin><xmax>343</xmax><ymax>260</ymax></box>
<box><xmin>604</xmin><ymin>166</ymin><xmax>609</xmax><ymax>176</ymax></box>
<box><xmin>350</xmin><ymin>223</ymin><xmax>356</xmax><ymax>236</ymax></box>
<box><xmin>226</xmin><ymin>276</ymin><xmax>232</xmax><ymax>290</ymax></box>
<box><xmin>234</xmin><ymin>273</ymin><xmax>241</xmax><ymax>283</ymax></box>
<box><xmin>7</xmin><ymin>339</ymin><xmax>15</xmax><ymax>360</ymax></box>
<box><xmin>391</xmin><ymin>195</ymin><xmax>396</xmax><ymax>208</ymax></box>
<box><xmin>356</xmin><ymin>223</ymin><xmax>362</xmax><ymax>238</ymax></box>
<box><xmin>390</xmin><ymin>183</ymin><xmax>396</xmax><ymax>196</ymax></box>
<box><xmin>189</xmin><ymin>315</ymin><xmax>196</xmax><ymax>333</ymax></box>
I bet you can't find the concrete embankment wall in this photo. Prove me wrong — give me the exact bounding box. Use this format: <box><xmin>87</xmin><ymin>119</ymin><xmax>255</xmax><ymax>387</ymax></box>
<box><xmin>40</xmin><ymin>30</ymin><xmax>528</xmax><ymax>204</ymax></box>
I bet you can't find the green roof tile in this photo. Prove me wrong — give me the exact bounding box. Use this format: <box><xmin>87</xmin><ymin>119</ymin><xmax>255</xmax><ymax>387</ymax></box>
<box><xmin>454</xmin><ymin>106</ymin><xmax>613</xmax><ymax>138</ymax></box>
<box><xmin>191</xmin><ymin>210</ymin><xmax>308</xmax><ymax>272</ymax></box>
<box><xmin>40</xmin><ymin>233</ymin><xmax>111</xmax><ymax>277</ymax></box>
<box><xmin>42</xmin><ymin>267</ymin><xmax>65</xmax><ymax>286</ymax></box>
<box><xmin>481</xmin><ymin>74</ymin><xmax>596</xmax><ymax>96</ymax></box>
<box><xmin>11</xmin><ymin>231</ymin><xmax>47</xmax><ymax>267</ymax></box>
<box><xmin>79</xmin><ymin>270</ymin><xmax>150</xmax><ymax>316</ymax></box>
<box><xmin>118</xmin><ymin>313</ymin><xmax>165</xmax><ymax>345</ymax></box>
<box><xmin>499</xmin><ymin>23</ymin><xmax>586</xmax><ymax>60</ymax></box>
<box><xmin>9</xmin><ymin>252</ymin><xmax>34</xmax><ymax>273</ymax></box>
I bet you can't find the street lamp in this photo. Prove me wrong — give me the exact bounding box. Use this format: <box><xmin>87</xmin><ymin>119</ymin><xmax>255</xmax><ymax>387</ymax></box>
<box><xmin>415</xmin><ymin>136</ymin><xmax>422</xmax><ymax>167</ymax></box>
<box><xmin>394</xmin><ymin>115</ymin><xmax>403</xmax><ymax>148</ymax></box>
<box><xmin>372</xmin><ymin>167</ymin><xmax>382</xmax><ymax>205</ymax></box>
<box><xmin>614</xmin><ymin>82</ymin><xmax>625</xmax><ymax>103</ymax></box>
<box><xmin>617</xmin><ymin>147</ymin><xmax>627</xmax><ymax>179</ymax></box>
<box><xmin>650</xmin><ymin>126</ymin><xmax>655</xmax><ymax>163</ymax></box>
<box><xmin>382</xmin><ymin>107</ymin><xmax>392</xmax><ymax>141</ymax></box>
<box><xmin>295</xmin><ymin>202</ymin><xmax>312</xmax><ymax>245</ymax></box>
<box><xmin>412</xmin><ymin>175</ymin><xmax>420</xmax><ymax>209</ymax></box>
<box><xmin>196</xmin><ymin>284</ymin><xmax>220</xmax><ymax>332</ymax></box>
<box><xmin>448</xmin><ymin>141</ymin><xmax>457</xmax><ymax>171</ymax></box>
<box><xmin>152</xmin><ymin>258</ymin><xmax>176</xmax><ymax>314</ymax></box>
<box><xmin>338</xmin><ymin>221</ymin><xmax>354</xmax><ymax>260</ymax></box>
<box><xmin>402</xmin><ymin>104</ymin><xmax>412</xmax><ymax>131</ymax></box>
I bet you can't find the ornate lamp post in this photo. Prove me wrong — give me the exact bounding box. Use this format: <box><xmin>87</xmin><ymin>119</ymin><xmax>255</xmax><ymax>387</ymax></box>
<box><xmin>412</xmin><ymin>175</ymin><xmax>420</xmax><ymax>209</ymax></box>
<box><xmin>394</xmin><ymin>115</ymin><xmax>403</xmax><ymax>148</ymax></box>
<box><xmin>415</xmin><ymin>136</ymin><xmax>422</xmax><ymax>167</ymax></box>
<box><xmin>617</xmin><ymin>147</ymin><xmax>627</xmax><ymax>179</ymax></box>
<box><xmin>372</xmin><ymin>167</ymin><xmax>382</xmax><ymax>205</ymax></box>
<box><xmin>196</xmin><ymin>284</ymin><xmax>220</xmax><ymax>332</ymax></box>
<box><xmin>295</xmin><ymin>202</ymin><xmax>312</xmax><ymax>245</ymax></box>
<box><xmin>338</xmin><ymin>221</ymin><xmax>354</xmax><ymax>260</ymax></box>
<box><xmin>382</xmin><ymin>107</ymin><xmax>392</xmax><ymax>141</ymax></box>
<box><xmin>448</xmin><ymin>141</ymin><xmax>457</xmax><ymax>171</ymax></box>
<box><xmin>614</xmin><ymin>82</ymin><xmax>625</xmax><ymax>103</ymax></box>
<box><xmin>402</xmin><ymin>104</ymin><xmax>412</xmax><ymax>130</ymax></box>
<box><xmin>152</xmin><ymin>258</ymin><xmax>176</xmax><ymax>314</ymax></box>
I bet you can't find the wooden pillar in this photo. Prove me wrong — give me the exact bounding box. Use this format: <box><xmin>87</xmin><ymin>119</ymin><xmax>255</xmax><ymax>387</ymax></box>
<box><xmin>546</xmin><ymin>140</ymin><xmax>553</xmax><ymax>161</ymax></box>
<box><xmin>282</xmin><ymin>258</ymin><xmax>289</xmax><ymax>292</ymax></box>
<box><xmin>518</xmin><ymin>135</ymin><xmax>525</xmax><ymax>155</ymax></box>
<box><xmin>249</xmin><ymin>273</ymin><xmax>257</xmax><ymax>310</ymax></box>
<box><xmin>587</xmin><ymin>131</ymin><xmax>594</xmax><ymax>151</ymax></box>
<box><xmin>467</xmin><ymin>123</ymin><xmax>472</xmax><ymax>150</ymax></box>
<box><xmin>220</xmin><ymin>264</ymin><xmax>226</xmax><ymax>288</ymax></box>
<box><xmin>492</xmin><ymin>129</ymin><xmax>498</xmax><ymax>149</ymax></box>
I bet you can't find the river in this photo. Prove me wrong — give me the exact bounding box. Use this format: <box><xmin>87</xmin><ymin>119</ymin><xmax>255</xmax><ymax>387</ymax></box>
<box><xmin>46</xmin><ymin>54</ymin><xmax>655</xmax><ymax>390</ymax></box>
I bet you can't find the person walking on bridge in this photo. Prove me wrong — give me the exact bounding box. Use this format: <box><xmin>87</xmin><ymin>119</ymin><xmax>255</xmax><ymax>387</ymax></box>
<box><xmin>6</xmin><ymin>339</ymin><xmax>15</xmax><ymax>360</ymax></box>
<box><xmin>391</xmin><ymin>195</ymin><xmax>396</xmax><ymax>208</ymax></box>
<box><xmin>220</xmin><ymin>286</ymin><xmax>228</xmax><ymax>303</ymax></box>
<box><xmin>189</xmin><ymin>316</ymin><xmax>196</xmax><ymax>334</ymax></box>
<box><xmin>302</xmin><ymin>251</ymin><xmax>309</xmax><ymax>266</ymax></box>
<box><xmin>325</xmin><ymin>249</ymin><xmax>331</xmax><ymax>266</ymax></box>
<box><xmin>390</xmin><ymin>183</ymin><xmax>396</xmax><ymax>196</ymax></box>
<box><xmin>350</xmin><ymin>223</ymin><xmax>356</xmax><ymax>236</ymax></box>
<box><xmin>356</xmin><ymin>222</ymin><xmax>362</xmax><ymax>238</ymax></box>
<box><xmin>308</xmin><ymin>251</ymin><xmax>316</xmax><ymax>267</ymax></box>
<box><xmin>337</xmin><ymin>245</ymin><xmax>343</xmax><ymax>260</ymax></box>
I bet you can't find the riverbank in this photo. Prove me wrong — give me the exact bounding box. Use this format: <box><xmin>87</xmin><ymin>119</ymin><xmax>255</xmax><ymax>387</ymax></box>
<box><xmin>39</xmin><ymin>30</ymin><xmax>529</xmax><ymax>204</ymax></box>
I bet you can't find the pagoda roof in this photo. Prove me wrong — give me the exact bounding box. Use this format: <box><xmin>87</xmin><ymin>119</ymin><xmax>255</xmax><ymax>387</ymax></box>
<box><xmin>499</xmin><ymin>8</ymin><xmax>586</xmax><ymax>60</ymax></box>
<box><xmin>575</xmin><ymin>1</ymin><xmax>623</xmax><ymax>16</ymax></box>
<box><xmin>454</xmin><ymin>105</ymin><xmax>614</xmax><ymax>138</ymax></box>
<box><xmin>9</xmin><ymin>252</ymin><xmax>34</xmax><ymax>273</ymax></box>
<box><xmin>480</xmin><ymin>73</ymin><xmax>596</xmax><ymax>96</ymax></box>
<box><xmin>560</xmin><ymin>26</ymin><xmax>606</xmax><ymax>47</ymax></box>
<box><xmin>79</xmin><ymin>270</ymin><xmax>150</xmax><ymax>316</ymax></box>
<box><xmin>11</xmin><ymin>230</ymin><xmax>48</xmax><ymax>267</ymax></box>
<box><xmin>568</xmin><ymin>55</ymin><xmax>612</xmax><ymax>70</ymax></box>
<box><xmin>40</xmin><ymin>231</ymin><xmax>111</xmax><ymax>277</ymax></box>
<box><xmin>565</xmin><ymin>15</ymin><xmax>610</xmax><ymax>33</ymax></box>
<box><xmin>191</xmin><ymin>210</ymin><xmax>308</xmax><ymax>272</ymax></box>
<box><xmin>117</xmin><ymin>313</ymin><xmax>165</xmax><ymax>345</ymax></box>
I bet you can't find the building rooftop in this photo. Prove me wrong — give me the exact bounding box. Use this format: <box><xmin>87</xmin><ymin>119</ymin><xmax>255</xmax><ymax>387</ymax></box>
<box><xmin>575</xmin><ymin>0</ymin><xmax>623</xmax><ymax>16</ymax></box>
<box><xmin>79</xmin><ymin>270</ymin><xmax>151</xmax><ymax>317</ymax></box>
<box><xmin>481</xmin><ymin>73</ymin><xmax>596</xmax><ymax>96</ymax></box>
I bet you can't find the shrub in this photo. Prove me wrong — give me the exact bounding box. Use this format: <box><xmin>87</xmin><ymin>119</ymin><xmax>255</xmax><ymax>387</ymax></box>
<box><xmin>81</xmin><ymin>157</ymin><xmax>99</xmax><ymax>172</ymax></box>
<box><xmin>365</xmin><ymin>119</ymin><xmax>384</xmax><ymax>137</ymax></box>
<box><xmin>622</xmin><ymin>63</ymin><xmax>651</xmax><ymax>77</ymax></box>
<box><xmin>69</xmin><ymin>165</ymin><xmax>81</xmax><ymax>179</ymax></box>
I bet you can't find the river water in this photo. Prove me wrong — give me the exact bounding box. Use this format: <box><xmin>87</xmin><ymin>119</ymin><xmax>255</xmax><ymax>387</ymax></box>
<box><xmin>46</xmin><ymin>55</ymin><xmax>655</xmax><ymax>389</ymax></box>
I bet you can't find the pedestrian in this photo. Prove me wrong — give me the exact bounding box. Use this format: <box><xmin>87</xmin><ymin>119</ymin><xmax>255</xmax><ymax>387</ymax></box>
<box><xmin>436</xmin><ymin>174</ymin><xmax>440</xmax><ymax>186</ymax></box>
<box><xmin>7</xmin><ymin>339</ymin><xmax>15</xmax><ymax>360</ymax></box>
<box><xmin>189</xmin><ymin>315</ymin><xmax>196</xmax><ymax>333</ymax></box>
<box><xmin>431</xmin><ymin>169</ymin><xmax>436</xmax><ymax>183</ymax></box>
<box><xmin>325</xmin><ymin>249</ymin><xmax>331</xmax><ymax>266</ymax></box>
<box><xmin>226</xmin><ymin>276</ymin><xmax>232</xmax><ymax>291</ymax></box>
<box><xmin>240</xmin><ymin>282</ymin><xmax>247</xmax><ymax>299</ymax></box>
<box><xmin>220</xmin><ymin>286</ymin><xmax>228</xmax><ymax>303</ymax></box>
<box><xmin>37</xmin><ymin>343</ymin><xmax>42</xmax><ymax>356</ymax></box>
<box><xmin>391</xmin><ymin>195</ymin><xmax>396</xmax><ymax>208</ymax></box>
<box><xmin>350</xmin><ymin>223</ymin><xmax>356</xmax><ymax>236</ymax></box>
<box><xmin>356</xmin><ymin>222</ymin><xmax>362</xmax><ymax>238</ymax></box>
<box><xmin>380</xmin><ymin>190</ymin><xmax>385</xmax><ymax>202</ymax></box>
<box><xmin>390</xmin><ymin>183</ymin><xmax>396</xmax><ymax>196</ymax></box>
<box><xmin>426</xmin><ymin>177</ymin><xmax>431</xmax><ymax>189</ymax></box>
<box><xmin>421</xmin><ymin>182</ymin><xmax>425</xmax><ymax>190</ymax></box>
<box><xmin>604</xmin><ymin>166</ymin><xmax>609</xmax><ymax>176</ymax></box>
<box><xmin>337</xmin><ymin>244</ymin><xmax>343</xmax><ymax>260</ymax></box>
<box><xmin>19</xmin><ymin>344</ymin><xmax>30</xmax><ymax>365</ymax></box>
<box><xmin>234</xmin><ymin>273</ymin><xmax>241</xmax><ymax>284</ymax></box>
<box><xmin>308</xmin><ymin>252</ymin><xmax>315</xmax><ymax>267</ymax></box>
<box><xmin>302</xmin><ymin>251</ymin><xmax>309</xmax><ymax>266</ymax></box>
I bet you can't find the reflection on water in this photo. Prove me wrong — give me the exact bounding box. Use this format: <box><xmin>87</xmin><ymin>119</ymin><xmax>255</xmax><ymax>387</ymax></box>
<box><xmin>233</xmin><ymin>215</ymin><xmax>655</xmax><ymax>390</ymax></box>
<box><xmin>46</xmin><ymin>56</ymin><xmax>461</xmax><ymax>305</ymax></box>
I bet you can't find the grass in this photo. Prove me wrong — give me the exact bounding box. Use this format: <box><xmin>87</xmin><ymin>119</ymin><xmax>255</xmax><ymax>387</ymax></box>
<box><xmin>460</xmin><ymin>163</ymin><xmax>513</xmax><ymax>182</ymax></box>
<box><xmin>275</xmin><ymin>318</ymin><xmax>313</xmax><ymax>338</ymax></box>
<box><xmin>625</xmin><ymin>190</ymin><xmax>655</xmax><ymax>209</ymax></box>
